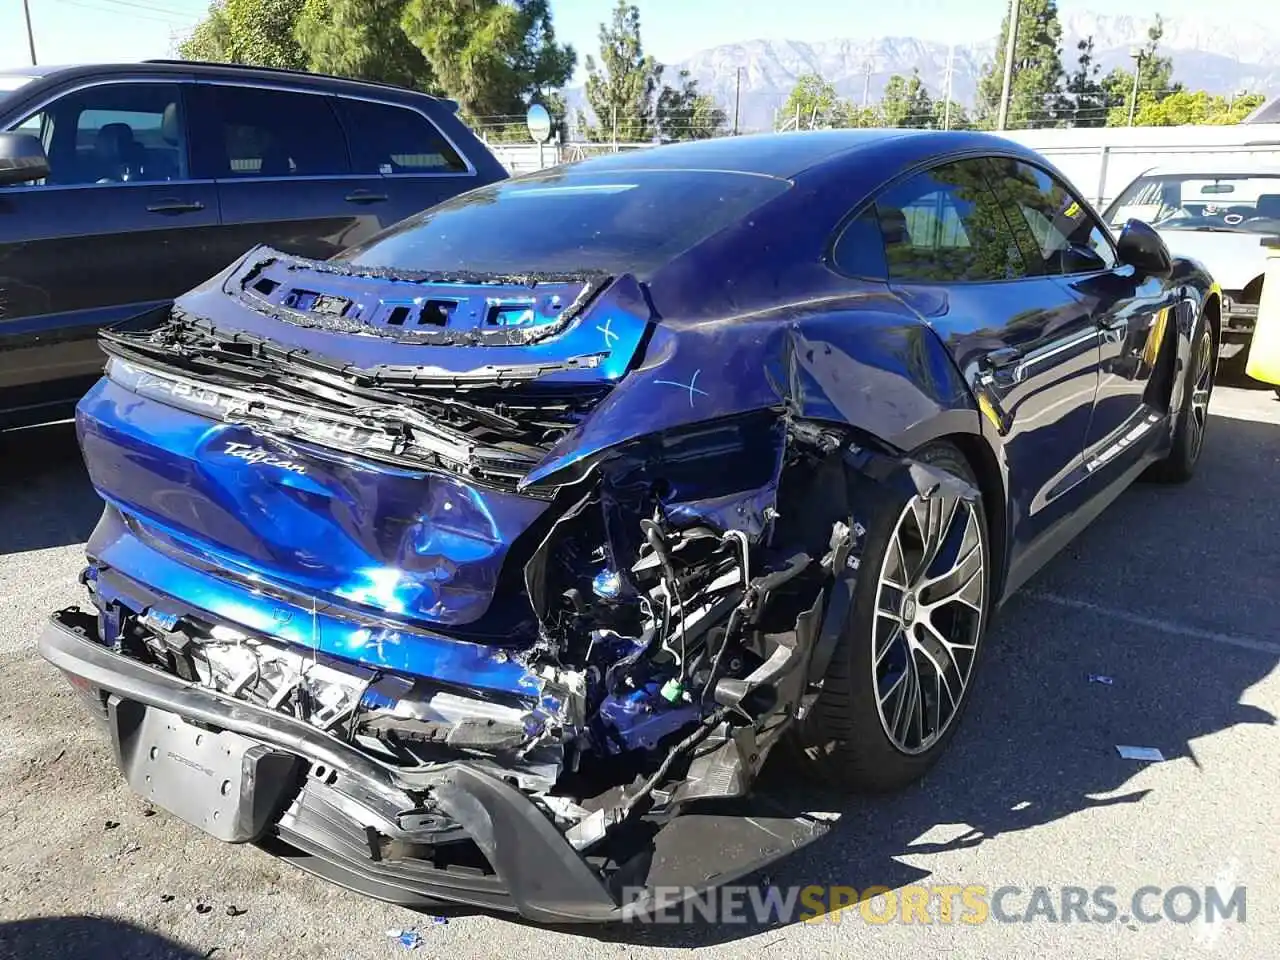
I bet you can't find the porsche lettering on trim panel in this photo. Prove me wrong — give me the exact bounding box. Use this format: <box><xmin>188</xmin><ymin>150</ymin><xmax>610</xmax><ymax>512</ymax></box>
<box><xmin>39</xmin><ymin>131</ymin><xmax>1219</xmax><ymax>922</ymax></box>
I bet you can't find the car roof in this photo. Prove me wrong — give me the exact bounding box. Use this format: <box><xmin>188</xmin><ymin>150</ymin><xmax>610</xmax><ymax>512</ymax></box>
<box><xmin>554</xmin><ymin>128</ymin><xmax>1039</xmax><ymax>181</ymax></box>
<box><xmin>0</xmin><ymin>61</ymin><xmax>456</xmax><ymax>107</ymax></box>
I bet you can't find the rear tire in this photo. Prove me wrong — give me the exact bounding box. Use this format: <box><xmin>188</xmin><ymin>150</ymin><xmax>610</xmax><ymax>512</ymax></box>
<box><xmin>792</xmin><ymin>442</ymin><xmax>991</xmax><ymax>793</ymax></box>
<box><xmin>1145</xmin><ymin>313</ymin><xmax>1214</xmax><ymax>484</ymax></box>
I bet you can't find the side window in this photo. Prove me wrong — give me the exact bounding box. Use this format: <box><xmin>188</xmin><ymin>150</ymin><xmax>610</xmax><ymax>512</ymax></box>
<box><xmin>985</xmin><ymin>157</ymin><xmax>1117</xmax><ymax>275</ymax></box>
<box><xmin>875</xmin><ymin>160</ymin><xmax>1026</xmax><ymax>283</ymax></box>
<box><xmin>8</xmin><ymin>82</ymin><xmax>186</xmax><ymax>187</ymax></box>
<box><xmin>202</xmin><ymin>86</ymin><xmax>350</xmax><ymax>179</ymax></box>
<box><xmin>334</xmin><ymin>98</ymin><xmax>466</xmax><ymax>175</ymax></box>
<box><xmin>830</xmin><ymin>206</ymin><xmax>888</xmax><ymax>278</ymax></box>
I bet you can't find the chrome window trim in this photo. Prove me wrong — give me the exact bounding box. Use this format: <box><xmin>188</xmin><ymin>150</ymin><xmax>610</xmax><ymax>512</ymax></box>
<box><xmin>0</xmin><ymin>72</ymin><xmax>477</xmax><ymax>195</ymax></box>
<box><xmin>1</xmin><ymin>75</ymin><xmax>196</xmax><ymax>195</ymax></box>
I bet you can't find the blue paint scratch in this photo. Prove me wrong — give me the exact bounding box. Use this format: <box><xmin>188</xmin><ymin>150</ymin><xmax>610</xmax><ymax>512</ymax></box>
<box><xmin>596</xmin><ymin>317</ymin><xmax>620</xmax><ymax>349</ymax></box>
<box><xmin>653</xmin><ymin>369</ymin><xmax>709</xmax><ymax>407</ymax></box>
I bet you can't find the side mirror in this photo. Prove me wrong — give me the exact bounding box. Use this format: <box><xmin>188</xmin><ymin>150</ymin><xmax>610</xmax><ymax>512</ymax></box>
<box><xmin>0</xmin><ymin>132</ymin><xmax>49</xmax><ymax>186</ymax></box>
<box><xmin>1116</xmin><ymin>218</ymin><xmax>1173</xmax><ymax>278</ymax></box>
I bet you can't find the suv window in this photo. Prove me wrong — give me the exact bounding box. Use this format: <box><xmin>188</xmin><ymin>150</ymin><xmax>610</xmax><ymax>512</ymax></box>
<box><xmin>874</xmin><ymin>160</ymin><xmax>1026</xmax><ymax>283</ymax></box>
<box><xmin>202</xmin><ymin>85</ymin><xmax>350</xmax><ymax>178</ymax></box>
<box><xmin>985</xmin><ymin>157</ymin><xmax>1117</xmax><ymax>275</ymax></box>
<box><xmin>334</xmin><ymin>98</ymin><xmax>466</xmax><ymax>175</ymax></box>
<box><xmin>8</xmin><ymin>82</ymin><xmax>186</xmax><ymax>186</ymax></box>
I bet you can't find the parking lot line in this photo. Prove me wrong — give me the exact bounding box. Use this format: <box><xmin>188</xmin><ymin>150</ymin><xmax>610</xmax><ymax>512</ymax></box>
<box><xmin>1024</xmin><ymin>591</ymin><xmax>1280</xmax><ymax>656</ymax></box>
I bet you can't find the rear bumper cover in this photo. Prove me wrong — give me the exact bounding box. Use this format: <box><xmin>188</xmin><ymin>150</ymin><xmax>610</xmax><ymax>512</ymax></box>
<box><xmin>38</xmin><ymin>609</ymin><xmax>829</xmax><ymax>923</ymax></box>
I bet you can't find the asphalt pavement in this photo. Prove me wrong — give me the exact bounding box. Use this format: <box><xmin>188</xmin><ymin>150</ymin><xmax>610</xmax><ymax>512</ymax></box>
<box><xmin>0</xmin><ymin>376</ymin><xmax>1276</xmax><ymax>959</ymax></box>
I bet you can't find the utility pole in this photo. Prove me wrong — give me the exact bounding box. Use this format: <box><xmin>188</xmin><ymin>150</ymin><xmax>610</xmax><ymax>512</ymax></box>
<box><xmin>943</xmin><ymin>45</ymin><xmax>955</xmax><ymax>130</ymax></box>
<box><xmin>861</xmin><ymin>60</ymin><xmax>873</xmax><ymax>109</ymax></box>
<box><xmin>23</xmin><ymin>0</ymin><xmax>38</xmax><ymax>66</ymax></box>
<box><xmin>995</xmin><ymin>0</ymin><xmax>1020</xmax><ymax>130</ymax></box>
<box><xmin>733</xmin><ymin>66</ymin><xmax>742</xmax><ymax>135</ymax></box>
<box><xmin>1127</xmin><ymin>50</ymin><xmax>1143</xmax><ymax>126</ymax></box>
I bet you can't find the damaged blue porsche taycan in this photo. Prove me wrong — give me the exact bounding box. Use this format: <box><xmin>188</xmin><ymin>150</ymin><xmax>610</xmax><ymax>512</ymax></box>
<box><xmin>39</xmin><ymin>130</ymin><xmax>1220</xmax><ymax>922</ymax></box>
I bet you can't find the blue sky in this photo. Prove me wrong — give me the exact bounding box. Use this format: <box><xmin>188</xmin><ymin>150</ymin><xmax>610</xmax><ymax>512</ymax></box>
<box><xmin>2</xmin><ymin>0</ymin><xmax>1278</xmax><ymax>77</ymax></box>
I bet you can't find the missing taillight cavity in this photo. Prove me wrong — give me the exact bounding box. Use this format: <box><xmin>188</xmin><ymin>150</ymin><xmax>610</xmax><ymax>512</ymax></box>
<box><xmin>420</xmin><ymin>299</ymin><xmax>456</xmax><ymax>326</ymax></box>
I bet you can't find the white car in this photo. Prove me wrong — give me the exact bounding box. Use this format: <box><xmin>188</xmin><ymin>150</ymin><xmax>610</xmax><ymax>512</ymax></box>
<box><xmin>1104</xmin><ymin>163</ymin><xmax>1280</xmax><ymax>362</ymax></box>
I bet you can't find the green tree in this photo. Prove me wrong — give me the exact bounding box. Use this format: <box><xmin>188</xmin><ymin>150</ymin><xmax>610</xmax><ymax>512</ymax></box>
<box><xmin>294</xmin><ymin>0</ymin><xmax>435</xmax><ymax>90</ymax></box>
<box><xmin>932</xmin><ymin>98</ymin><xmax>971</xmax><ymax>130</ymax></box>
<box><xmin>180</xmin><ymin>3</ymin><xmax>233</xmax><ymax>61</ymax></box>
<box><xmin>1063</xmin><ymin>36</ymin><xmax>1107</xmax><ymax>127</ymax></box>
<box><xmin>778</xmin><ymin>73</ymin><xmax>852</xmax><ymax>129</ymax></box>
<box><xmin>880</xmin><ymin>70</ymin><xmax>934</xmax><ymax>128</ymax></box>
<box><xmin>1103</xmin><ymin>15</ymin><xmax>1181</xmax><ymax>125</ymax></box>
<box><xmin>580</xmin><ymin>1</ymin><xmax>663</xmax><ymax>141</ymax></box>
<box><xmin>656</xmin><ymin>69</ymin><xmax>726</xmax><ymax>140</ymax></box>
<box><xmin>1127</xmin><ymin>89</ymin><xmax>1266</xmax><ymax>126</ymax></box>
<box><xmin>976</xmin><ymin>0</ymin><xmax>1067</xmax><ymax>129</ymax></box>
<box><xmin>400</xmin><ymin>0</ymin><xmax>575</xmax><ymax>121</ymax></box>
<box><xmin>179</xmin><ymin>0</ymin><xmax>307</xmax><ymax>68</ymax></box>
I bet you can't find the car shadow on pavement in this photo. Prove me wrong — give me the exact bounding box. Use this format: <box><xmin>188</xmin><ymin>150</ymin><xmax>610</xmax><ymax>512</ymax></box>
<box><xmin>0</xmin><ymin>421</ymin><xmax>101</xmax><ymax>555</ymax></box>
<box><xmin>1217</xmin><ymin>355</ymin><xmax>1279</xmax><ymax>392</ymax></box>
<box><xmin>515</xmin><ymin>410</ymin><xmax>1278</xmax><ymax>947</ymax></box>
<box><xmin>0</xmin><ymin>916</ymin><xmax>207</xmax><ymax>960</ymax></box>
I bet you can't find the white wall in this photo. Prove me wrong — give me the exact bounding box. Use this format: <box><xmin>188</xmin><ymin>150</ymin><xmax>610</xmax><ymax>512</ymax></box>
<box><xmin>995</xmin><ymin>123</ymin><xmax>1280</xmax><ymax>210</ymax></box>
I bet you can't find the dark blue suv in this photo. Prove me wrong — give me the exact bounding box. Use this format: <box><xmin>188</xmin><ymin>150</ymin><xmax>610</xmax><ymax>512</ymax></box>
<box><xmin>0</xmin><ymin>60</ymin><xmax>508</xmax><ymax>428</ymax></box>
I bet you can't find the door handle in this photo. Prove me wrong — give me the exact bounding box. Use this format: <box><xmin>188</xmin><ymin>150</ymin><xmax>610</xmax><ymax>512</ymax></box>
<box><xmin>1096</xmin><ymin>317</ymin><xmax>1127</xmax><ymax>343</ymax></box>
<box><xmin>345</xmin><ymin>190</ymin><xmax>388</xmax><ymax>204</ymax></box>
<box><xmin>979</xmin><ymin>347</ymin><xmax>1025</xmax><ymax>385</ymax></box>
<box><xmin>982</xmin><ymin>347</ymin><xmax>1023</xmax><ymax>370</ymax></box>
<box><xmin>146</xmin><ymin>199</ymin><xmax>205</xmax><ymax>214</ymax></box>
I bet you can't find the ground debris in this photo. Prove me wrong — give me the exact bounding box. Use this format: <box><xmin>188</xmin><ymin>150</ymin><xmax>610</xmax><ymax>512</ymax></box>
<box><xmin>1116</xmin><ymin>745</ymin><xmax>1165</xmax><ymax>762</ymax></box>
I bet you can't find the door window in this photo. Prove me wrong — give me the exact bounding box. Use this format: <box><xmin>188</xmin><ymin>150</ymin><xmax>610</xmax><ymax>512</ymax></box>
<box><xmin>874</xmin><ymin>160</ymin><xmax>1027</xmax><ymax>283</ymax></box>
<box><xmin>6</xmin><ymin>82</ymin><xmax>186</xmax><ymax>186</ymax></box>
<box><xmin>334</xmin><ymin>98</ymin><xmax>466</xmax><ymax>175</ymax></box>
<box><xmin>985</xmin><ymin>157</ymin><xmax>1117</xmax><ymax>275</ymax></box>
<box><xmin>200</xmin><ymin>85</ymin><xmax>350</xmax><ymax>179</ymax></box>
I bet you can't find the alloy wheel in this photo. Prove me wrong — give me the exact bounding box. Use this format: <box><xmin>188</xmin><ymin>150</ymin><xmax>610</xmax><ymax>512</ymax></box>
<box><xmin>872</xmin><ymin>490</ymin><xmax>985</xmax><ymax>755</ymax></box>
<box><xmin>1187</xmin><ymin>327</ymin><xmax>1214</xmax><ymax>463</ymax></box>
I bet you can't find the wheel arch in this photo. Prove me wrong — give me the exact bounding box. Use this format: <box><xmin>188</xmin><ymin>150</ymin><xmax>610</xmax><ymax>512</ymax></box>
<box><xmin>935</xmin><ymin>430</ymin><xmax>1011</xmax><ymax>608</ymax></box>
<box><xmin>1202</xmin><ymin>290</ymin><xmax>1222</xmax><ymax>353</ymax></box>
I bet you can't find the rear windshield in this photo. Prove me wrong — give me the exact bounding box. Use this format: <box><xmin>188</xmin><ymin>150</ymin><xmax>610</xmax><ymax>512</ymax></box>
<box><xmin>335</xmin><ymin>168</ymin><xmax>791</xmax><ymax>275</ymax></box>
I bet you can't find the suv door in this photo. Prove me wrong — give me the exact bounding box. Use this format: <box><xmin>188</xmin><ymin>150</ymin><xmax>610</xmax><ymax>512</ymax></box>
<box><xmin>187</xmin><ymin>83</ymin><xmax>381</xmax><ymax>265</ymax></box>
<box><xmin>332</xmin><ymin>96</ymin><xmax>477</xmax><ymax>224</ymax></box>
<box><xmin>0</xmin><ymin>79</ymin><xmax>218</xmax><ymax>423</ymax></box>
<box><xmin>985</xmin><ymin>158</ymin><xmax>1175</xmax><ymax>479</ymax></box>
<box><xmin>861</xmin><ymin>158</ymin><xmax>1102</xmax><ymax>591</ymax></box>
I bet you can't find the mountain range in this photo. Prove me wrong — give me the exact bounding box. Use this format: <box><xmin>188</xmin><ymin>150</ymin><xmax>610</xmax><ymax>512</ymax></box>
<box><xmin>569</xmin><ymin>11</ymin><xmax>1280</xmax><ymax>133</ymax></box>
